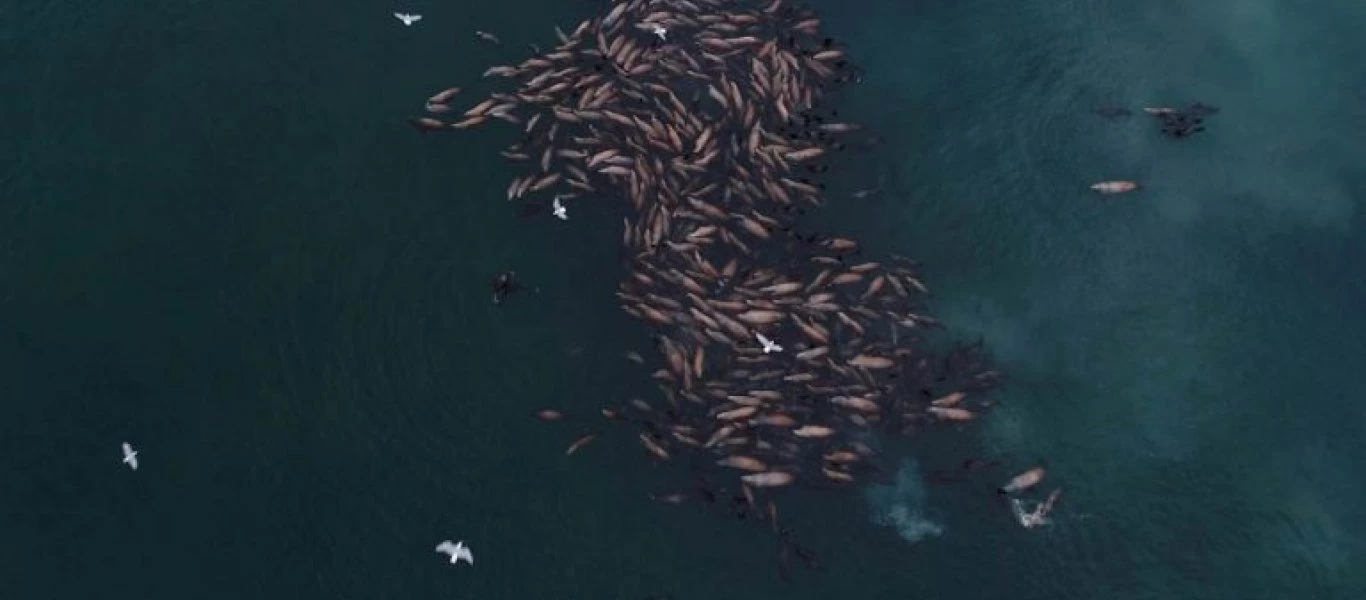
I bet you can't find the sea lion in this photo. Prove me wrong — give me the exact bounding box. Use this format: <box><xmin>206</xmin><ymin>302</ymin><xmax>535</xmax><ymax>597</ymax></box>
<box><xmin>427</xmin><ymin>87</ymin><xmax>462</xmax><ymax>105</ymax></box>
<box><xmin>492</xmin><ymin>271</ymin><xmax>522</xmax><ymax>305</ymax></box>
<box><xmin>648</xmin><ymin>492</ymin><xmax>687</xmax><ymax>504</ymax></box>
<box><xmin>742</xmin><ymin>471</ymin><xmax>795</xmax><ymax>488</ymax></box>
<box><xmin>791</xmin><ymin>425</ymin><xmax>835</xmax><ymax>438</ymax></box>
<box><xmin>1186</xmin><ymin>101</ymin><xmax>1219</xmax><ymax>117</ymax></box>
<box><xmin>1089</xmin><ymin>180</ymin><xmax>1138</xmax><ymax>194</ymax></box>
<box><xmin>407</xmin><ymin>117</ymin><xmax>448</xmax><ymax>132</ymax></box>
<box><xmin>999</xmin><ymin>466</ymin><xmax>1046</xmax><ymax>494</ymax></box>
<box><xmin>565</xmin><ymin>433</ymin><xmax>597</xmax><ymax>455</ymax></box>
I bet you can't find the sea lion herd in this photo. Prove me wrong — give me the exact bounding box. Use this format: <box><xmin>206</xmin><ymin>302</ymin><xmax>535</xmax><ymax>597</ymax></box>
<box><xmin>416</xmin><ymin>0</ymin><xmax>1048</xmax><ymax>577</ymax></box>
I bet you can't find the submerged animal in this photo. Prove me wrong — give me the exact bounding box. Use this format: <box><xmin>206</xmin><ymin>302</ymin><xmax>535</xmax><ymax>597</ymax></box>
<box><xmin>1186</xmin><ymin>102</ymin><xmax>1220</xmax><ymax>117</ymax></box>
<box><xmin>492</xmin><ymin>271</ymin><xmax>521</xmax><ymax>305</ymax></box>
<box><xmin>1143</xmin><ymin>103</ymin><xmax>1215</xmax><ymax>139</ymax></box>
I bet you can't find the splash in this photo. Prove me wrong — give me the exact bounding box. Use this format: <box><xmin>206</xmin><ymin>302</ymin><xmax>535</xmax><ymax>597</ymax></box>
<box><xmin>864</xmin><ymin>458</ymin><xmax>945</xmax><ymax>544</ymax></box>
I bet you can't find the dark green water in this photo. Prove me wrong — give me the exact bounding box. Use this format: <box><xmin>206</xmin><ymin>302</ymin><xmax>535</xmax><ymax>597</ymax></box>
<box><xmin>3</xmin><ymin>1</ymin><xmax>1363</xmax><ymax>599</ymax></box>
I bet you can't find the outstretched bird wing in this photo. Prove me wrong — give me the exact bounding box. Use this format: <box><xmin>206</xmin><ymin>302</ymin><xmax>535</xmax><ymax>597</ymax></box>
<box><xmin>435</xmin><ymin>540</ymin><xmax>456</xmax><ymax>554</ymax></box>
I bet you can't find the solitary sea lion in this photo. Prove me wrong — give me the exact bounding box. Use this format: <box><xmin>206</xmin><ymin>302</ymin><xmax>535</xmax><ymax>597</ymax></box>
<box><xmin>564</xmin><ymin>433</ymin><xmax>597</xmax><ymax>455</ymax></box>
<box><xmin>492</xmin><ymin>271</ymin><xmax>521</xmax><ymax>304</ymax></box>
<box><xmin>1090</xmin><ymin>180</ymin><xmax>1138</xmax><ymax>194</ymax></box>
<box><xmin>1186</xmin><ymin>101</ymin><xmax>1220</xmax><ymax>117</ymax></box>
<box><xmin>850</xmin><ymin>187</ymin><xmax>881</xmax><ymax>199</ymax></box>
<box><xmin>648</xmin><ymin>492</ymin><xmax>687</xmax><ymax>504</ymax></box>
<box><xmin>999</xmin><ymin>465</ymin><xmax>1046</xmax><ymax>494</ymax></box>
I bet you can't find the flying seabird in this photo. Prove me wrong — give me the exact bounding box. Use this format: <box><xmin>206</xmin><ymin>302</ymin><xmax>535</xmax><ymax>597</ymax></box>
<box><xmin>476</xmin><ymin>30</ymin><xmax>502</xmax><ymax>45</ymax></box>
<box><xmin>651</xmin><ymin>25</ymin><xmax>668</xmax><ymax>41</ymax></box>
<box><xmin>435</xmin><ymin>540</ymin><xmax>474</xmax><ymax>565</ymax></box>
<box><xmin>755</xmin><ymin>332</ymin><xmax>783</xmax><ymax>354</ymax></box>
<box><xmin>121</xmin><ymin>442</ymin><xmax>138</xmax><ymax>471</ymax></box>
<box><xmin>552</xmin><ymin>196</ymin><xmax>568</xmax><ymax>220</ymax></box>
<box><xmin>394</xmin><ymin>13</ymin><xmax>422</xmax><ymax>26</ymax></box>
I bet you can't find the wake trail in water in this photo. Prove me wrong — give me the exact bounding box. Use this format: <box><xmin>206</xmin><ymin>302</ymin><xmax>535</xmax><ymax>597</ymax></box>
<box><xmin>863</xmin><ymin>458</ymin><xmax>944</xmax><ymax>544</ymax></box>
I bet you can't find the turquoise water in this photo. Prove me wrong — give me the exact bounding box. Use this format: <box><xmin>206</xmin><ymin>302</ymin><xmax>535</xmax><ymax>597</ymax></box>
<box><xmin>2</xmin><ymin>1</ymin><xmax>1363</xmax><ymax>599</ymax></box>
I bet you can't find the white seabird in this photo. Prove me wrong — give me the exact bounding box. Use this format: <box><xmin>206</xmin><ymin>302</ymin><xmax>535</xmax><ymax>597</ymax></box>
<box><xmin>1011</xmin><ymin>488</ymin><xmax>1063</xmax><ymax>529</ymax></box>
<box><xmin>651</xmin><ymin>25</ymin><xmax>668</xmax><ymax>41</ymax></box>
<box><xmin>755</xmin><ymin>332</ymin><xmax>782</xmax><ymax>354</ymax></box>
<box><xmin>121</xmin><ymin>442</ymin><xmax>139</xmax><ymax>471</ymax></box>
<box><xmin>435</xmin><ymin>540</ymin><xmax>474</xmax><ymax>565</ymax></box>
<box><xmin>1010</xmin><ymin>499</ymin><xmax>1048</xmax><ymax>528</ymax></box>
<box><xmin>394</xmin><ymin>13</ymin><xmax>422</xmax><ymax>26</ymax></box>
<box><xmin>552</xmin><ymin>196</ymin><xmax>568</xmax><ymax>221</ymax></box>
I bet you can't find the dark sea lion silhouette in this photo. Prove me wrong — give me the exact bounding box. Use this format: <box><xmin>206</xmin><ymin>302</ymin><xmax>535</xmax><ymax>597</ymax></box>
<box><xmin>1187</xmin><ymin>101</ymin><xmax>1220</xmax><ymax>117</ymax></box>
<box><xmin>491</xmin><ymin>271</ymin><xmax>521</xmax><ymax>304</ymax></box>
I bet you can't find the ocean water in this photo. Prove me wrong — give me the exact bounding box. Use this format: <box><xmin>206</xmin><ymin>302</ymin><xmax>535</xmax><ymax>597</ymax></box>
<box><xmin>2</xmin><ymin>1</ymin><xmax>1364</xmax><ymax>599</ymax></box>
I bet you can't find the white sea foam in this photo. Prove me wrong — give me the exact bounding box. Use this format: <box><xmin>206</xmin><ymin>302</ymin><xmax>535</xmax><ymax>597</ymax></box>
<box><xmin>864</xmin><ymin>458</ymin><xmax>944</xmax><ymax>544</ymax></box>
